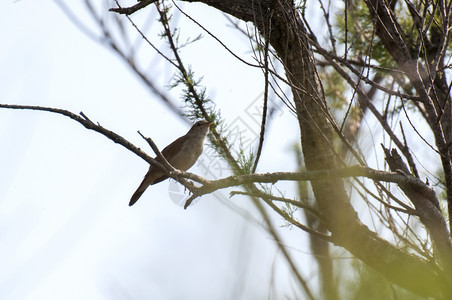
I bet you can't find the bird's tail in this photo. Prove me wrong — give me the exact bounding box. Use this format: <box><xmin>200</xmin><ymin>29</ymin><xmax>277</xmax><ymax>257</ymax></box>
<box><xmin>129</xmin><ymin>177</ymin><xmax>152</xmax><ymax>206</ymax></box>
<box><xmin>129</xmin><ymin>170</ymin><xmax>168</xmax><ymax>206</ymax></box>
<box><xmin>129</xmin><ymin>186</ymin><xmax>146</xmax><ymax>206</ymax></box>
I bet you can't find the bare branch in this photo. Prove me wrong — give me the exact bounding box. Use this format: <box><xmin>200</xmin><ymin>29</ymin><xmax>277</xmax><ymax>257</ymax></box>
<box><xmin>251</xmin><ymin>9</ymin><xmax>271</xmax><ymax>174</ymax></box>
<box><xmin>138</xmin><ymin>131</ymin><xmax>175</xmax><ymax>172</ymax></box>
<box><xmin>230</xmin><ymin>190</ymin><xmax>321</xmax><ymax>217</ymax></box>
<box><xmin>180</xmin><ymin>164</ymin><xmax>438</xmax><ymax>208</ymax></box>
<box><xmin>0</xmin><ymin>103</ymin><xmax>201</xmax><ymax>192</ymax></box>
<box><xmin>383</xmin><ymin>146</ymin><xmax>452</xmax><ymax>270</ymax></box>
<box><xmin>0</xmin><ymin>104</ymin><xmax>155</xmax><ymax>165</ymax></box>
<box><xmin>109</xmin><ymin>0</ymin><xmax>157</xmax><ymax>15</ymax></box>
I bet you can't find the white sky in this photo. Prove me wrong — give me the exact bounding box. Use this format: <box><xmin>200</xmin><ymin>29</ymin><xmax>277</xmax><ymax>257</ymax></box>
<box><xmin>0</xmin><ymin>1</ymin><xmax>321</xmax><ymax>299</ymax></box>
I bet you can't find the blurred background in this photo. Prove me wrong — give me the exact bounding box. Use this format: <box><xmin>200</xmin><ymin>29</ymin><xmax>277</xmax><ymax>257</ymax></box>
<box><xmin>0</xmin><ymin>1</ymin><xmax>324</xmax><ymax>299</ymax></box>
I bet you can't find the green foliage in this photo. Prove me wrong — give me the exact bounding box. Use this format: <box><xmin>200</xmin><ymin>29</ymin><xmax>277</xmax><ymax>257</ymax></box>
<box><xmin>170</xmin><ymin>66</ymin><xmax>211</xmax><ymax>119</ymax></box>
<box><xmin>157</xmin><ymin>1</ymin><xmax>247</xmax><ymax>173</ymax></box>
<box><xmin>157</xmin><ymin>3</ymin><xmax>216</xmax><ymax>123</ymax></box>
<box><xmin>281</xmin><ymin>200</ymin><xmax>298</xmax><ymax>227</ymax></box>
<box><xmin>335</xmin><ymin>2</ymin><xmax>396</xmax><ymax>71</ymax></box>
<box><xmin>236</xmin><ymin>144</ymin><xmax>255</xmax><ymax>175</ymax></box>
<box><xmin>320</xmin><ymin>66</ymin><xmax>347</xmax><ymax>109</ymax></box>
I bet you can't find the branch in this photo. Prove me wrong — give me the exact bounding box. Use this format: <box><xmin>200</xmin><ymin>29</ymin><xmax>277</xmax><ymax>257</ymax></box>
<box><xmin>0</xmin><ymin>103</ymin><xmax>202</xmax><ymax>192</ymax></box>
<box><xmin>182</xmin><ymin>165</ymin><xmax>434</xmax><ymax>210</ymax></box>
<box><xmin>251</xmin><ymin>193</ymin><xmax>317</xmax><ymax>300</ymax></box>
<box><xmin>383</xmin><ymin>146</ymin><xmax>452</xmax><ymax>270</ymax></box>
<box><xmin>312</xmin><ymin>44</ymin><xmax>420</xmax><ymax>101</ymax></box>
<box><xmin>0</xmin><ymin>104</ymin><xmax>157</xmax><ymax>163</ymax></box>
<box><xmin>154</xmin><ymin>2</ymin><xmax>240</xmax><ymax>171</ymax></box>
<box><xmin>251</xmin><ymin>9</ymin><xmax>271</xmax><ymax>174</ymax></box>
<box><xmin>137</xmin><ymin>130</ymin><xmax>198</xmax><ymax>190</ymax></box>
<box><xmin>138</xmin><ymin>131</ymin><xmax>174</xmax><ymax>171</ymax></box>
<box><xmin>109</xmin><ymin>0</ymin><xmax>156</xmax><ymax>15</ymax></box>
<box><xmin>81</xmin><ymin>0</ymin><xmax>184</xmax><ymax>118</ymax></box>
<box><xmin>230</xmin><ymin>190</ymin><xmax>322</xmax><ymax>218</ymax></box>
<box><xmin>256</xmin><ymin>192</ymin><xmax>332</xmax><ymax>242</ymax></box>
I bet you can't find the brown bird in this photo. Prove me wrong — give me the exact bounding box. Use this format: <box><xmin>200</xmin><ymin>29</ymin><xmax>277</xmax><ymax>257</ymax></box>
<box><xmin>129</xmin><ymin>120</ymin><xmax>212</xmax><ymax>206</ymax></box>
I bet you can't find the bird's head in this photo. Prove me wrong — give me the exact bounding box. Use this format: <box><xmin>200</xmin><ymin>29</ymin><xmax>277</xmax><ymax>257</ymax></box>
<box><xmin>188</xmin><ymin>120</ymin><xmax>213</xmax><ymax>137</ymax></box>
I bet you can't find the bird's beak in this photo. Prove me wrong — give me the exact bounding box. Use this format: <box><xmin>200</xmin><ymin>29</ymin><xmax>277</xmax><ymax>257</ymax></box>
<box><xmin>207</xmin><ymin>121</ymin><xmax>213</xmax><ymax>127</ymax></box>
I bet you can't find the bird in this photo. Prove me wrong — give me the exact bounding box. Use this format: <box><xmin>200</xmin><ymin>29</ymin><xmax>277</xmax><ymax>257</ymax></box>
<box><xmin>129</xmin><ymin>120</ymin><xmax>212</xmax><ymax>206</ymax></box>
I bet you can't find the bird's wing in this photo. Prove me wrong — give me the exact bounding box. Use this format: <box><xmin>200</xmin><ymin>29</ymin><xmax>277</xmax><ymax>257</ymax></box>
<box><xmin>160</xmin><ymin>135</ymin><xmax>186</xmax><ymax>164</ymax></box>
<box><xmin>129</xmin><ymin>135</ymin><xmax>187</xmax><ymax>206</ymax></box>
<box><xmin>146</xmin><ymin>135</ymin><xmax>186</xmax><ymax>186</ymax></box>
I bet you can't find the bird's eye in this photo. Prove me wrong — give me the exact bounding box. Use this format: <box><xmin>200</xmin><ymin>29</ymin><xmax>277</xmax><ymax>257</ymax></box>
<box><xmin>197</xmin><ymin>123</ymin><xmax>200</xmax><ymax>127</ymax></box>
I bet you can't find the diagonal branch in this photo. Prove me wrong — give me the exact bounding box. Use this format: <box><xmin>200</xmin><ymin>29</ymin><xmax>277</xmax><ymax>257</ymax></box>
<box><xmin>383</xmin><ymin>146</ymin><xmax>452</xmax><ymax>270</ymax></box>
<box><xmin>109</xmin><ymin>0</ymin><xmax>156</xmax><ymax>15</ymax></box>
<box><xmin>0</xmin><ymin>103</ymin><xmax>199</xmax><ymax>192</ymax></box>
<box><xmin>137</xmin><ymin>131</ymin><xmax>198</xmax><ymax>190</ymax></box>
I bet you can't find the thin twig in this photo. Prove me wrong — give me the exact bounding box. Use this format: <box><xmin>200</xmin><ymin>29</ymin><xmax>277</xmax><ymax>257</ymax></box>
<box><xmin>252</xmin><ymin>8</ymin><xmax>271</xmax><ymax>174</ymax></box>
